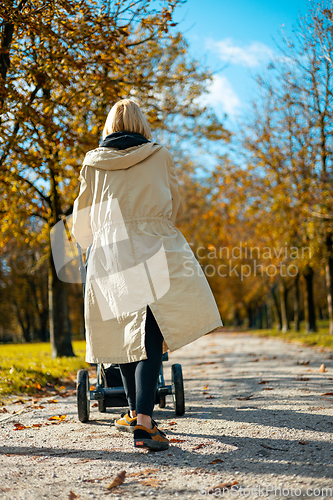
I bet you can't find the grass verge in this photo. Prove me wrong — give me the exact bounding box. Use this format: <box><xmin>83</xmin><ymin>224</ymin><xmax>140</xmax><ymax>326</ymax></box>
<box><xmin>249</xmin><ymin>320</ymin><xmax>333</xmax><ymax>350</ymax></box>
<box><xmin>0</xmin><ymin>341</ymin><xmax>88</xmax><ymax>402</ymax></box>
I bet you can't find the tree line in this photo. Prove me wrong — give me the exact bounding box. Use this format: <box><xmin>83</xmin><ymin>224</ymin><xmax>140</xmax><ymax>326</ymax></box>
<box><xmin>0</xmin><ymin>0</ymin><xmax>332</xmax><ymax>356</ymax></box>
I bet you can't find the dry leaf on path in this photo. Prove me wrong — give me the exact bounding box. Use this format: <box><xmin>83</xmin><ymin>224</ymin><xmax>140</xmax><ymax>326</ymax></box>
<box><xmin>298</xmin><ymin>441</ymin><xmax>309</xmax><ymax>445</ymax></box>
<box><xmin>169</xmin><ymin>438</ymin><xmax>186</xmax><ymax>443</ymax></box>
<box><xmin>209</xmin><ymin>458</ymin><xmax>223</xmax><ymax>464</ymax></box>
<box><xmin>139</xmin><ymin>478</ymin><xmax>161</xmax><ymax>487</ymax></box>
<box><xmin>68</xmin><ymin>492</ymin><xmax>80</xmax><ymax>500</ymax></box>
<box><xmin>295</xmin><ymin>377</ymin><xmax>309</xmax><ymax>381</ymax></box>
<box><xmin>193</xmin><ymin>443</ymin><xmax>206</xmax><ymax>450</ymax></box>
<box><xmin>203</xmin><ymin>385</ymin><xmax>209</xmax><ymax>390</ymax></box>
<box><xmin>48</xmin><ymin>415</ymin><xmax>66</xmax><ymax>421</ymax></box>
<box><xmin>107</xmin><ymin>470</ymin><xmax>126</xmax><ymax>490</ymax></box>
<box><xmin>296</xmin><ymin>360</ymin><xmax>310</xmax><ymax>365</ymax></box>
<box><xmin>258</xmin><ymin>380</ymin><xmax>269</xmax><ymax>384</ymax></box>
<box><xmin>319</xmin><ymin>364</ymin><xmax>327</xmax><ymax>373</ymax></box>
<box><xmin>321</xmin><ymin>392</ymin><xmax>333</xmax><ymax>396</ymax></box>
<box><xmin>14</xmin><ymin>423</ymin><xmax>31</xmax><ymax>430</ymax></box>
<box><xmin>212</xmin><ymin>480</ymin><xmax>238</xmax><ymax>491</ymax></box>
<box><xmin>127</xmin><ymin>468</ymin><xmax>160</xmax><ymax>477</ymax></box>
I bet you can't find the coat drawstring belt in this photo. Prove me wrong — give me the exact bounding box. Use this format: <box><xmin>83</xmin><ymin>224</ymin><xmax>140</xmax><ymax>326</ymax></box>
<box><xmin>92</xmin><ymin>216</ymin><xmax>173</xmax><ymax>239</ymax></box>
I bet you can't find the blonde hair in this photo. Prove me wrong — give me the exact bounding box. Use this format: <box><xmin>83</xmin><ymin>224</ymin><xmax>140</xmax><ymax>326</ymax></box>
<box><xmin>102</xmin><ymin>99</ymin><xmax>152</xmax><ymax>140</ymax></box>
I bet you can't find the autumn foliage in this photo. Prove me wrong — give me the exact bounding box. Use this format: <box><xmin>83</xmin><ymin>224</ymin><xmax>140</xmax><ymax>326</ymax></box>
<box><xmin>0</xmin><ymin>0</ymin><xmax>333</xmax><ymax>352</ymax></box>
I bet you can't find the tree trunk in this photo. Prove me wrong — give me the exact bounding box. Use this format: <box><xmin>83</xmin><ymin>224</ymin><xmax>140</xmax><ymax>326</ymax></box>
<box><xmin>280</xmin><ymin>280</ymin><xmax>289</xmax><ymax>332</ymax></box>
<box><xmin>294</xmin><ymin>273</ymin><xmax>300</xmax><ymax>332</ymax></box>
<box><xmin>256</xmin><ymin>305</ymin><xmax>263</xmax><ymax>329</ymax></box>
<box><xmin>14</xmin><ymin>302</ymin><xmax>30</xmax><ymax>342</ymax></box>
<box><xmin>247</xmin><ymin>305</ymin><xmax>254</xmax><ymax>328</ymax></box>
<box><xmin>266</xmin><ymin>301</ymin><xmax>273</xmax><ymax>329</ymax></box>
<box><xmin>325</xmin><ymin>234</ymin><xmax>333</xmax><ymax>335</ymax></box>
<box><xmin>233</xmin><ymin>307</ymin><xmax>242</xmax><ymax>327</ymax></box>
<box><xmin>272</xmin><ymin>287</ymin><xmax>282</xmax><ymax>330</ymax></box>
<box><xmin>49</xmin><ymin>256</ymin><xmax>75</xmax><ymax>358</ymax></box>
<box><xmin>303</xmin><ymin>265</ymin><xmax>317</xmax><ymax>333</ymax></box>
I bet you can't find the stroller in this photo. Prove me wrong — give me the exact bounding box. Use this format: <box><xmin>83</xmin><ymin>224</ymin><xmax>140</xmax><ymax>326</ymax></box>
<box><xmin>76</xmin><ymin>244</ymin><xmax>185</xmax><ymax>423</ymax></box>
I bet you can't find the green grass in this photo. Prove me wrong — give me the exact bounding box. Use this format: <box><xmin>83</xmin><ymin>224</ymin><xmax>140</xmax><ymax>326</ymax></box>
<box><xmin>249</xmin><ymin>320</ymin><xmax>333</xmax><ymax>349</ymax></box>
<box><xmin>0</xmin><ymin>341</ymin><xmax>89</xmax><ymax>402</ymax></box>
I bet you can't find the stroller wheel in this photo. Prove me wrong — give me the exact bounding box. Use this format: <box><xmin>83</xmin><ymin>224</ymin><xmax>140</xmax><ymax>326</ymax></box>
<box><xmin>77</xmin><ymin>369</ymin><xmax>90</xmax><ymax>423</ymax></box>
<box><xmin>171</xmin><ymin>364</ymin><xmax>185</xmax><ymax>416</ymax></box>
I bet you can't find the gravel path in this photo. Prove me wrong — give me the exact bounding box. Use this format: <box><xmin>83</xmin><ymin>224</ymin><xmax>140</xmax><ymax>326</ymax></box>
<box><xmin>0</xmin><ymin>331</ymin><xmax>332</xmax><ymax>499</ymax></box>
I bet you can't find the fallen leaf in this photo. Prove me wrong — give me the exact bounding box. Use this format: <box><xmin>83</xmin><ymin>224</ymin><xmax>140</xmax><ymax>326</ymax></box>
<box><xmin>202</xmin><ymin>391</ymin><xmax>208</xmax><ymax>395</ymax></box>
<box><xmin>0</xmin><ymin>408</ymin><xmax>8</xmax><ymax>413</ymax></box>
<box><xmin>295</xmin><ymin>377</ymin><xmax>309</xmax><ymax>381</ymax></box>
<box><xmin>205</xmin><ymin>395</ymin><xmax>215</xmax><ymax>399</ymax></box>
<box><xmin>92</xmin><ymin>402</ymin><xmax>98</xmax><ymax>408</ymax></box>
<box><xmin>203</xmin><ymin>385</ymin><xmax>209</xmax><ymax>390</ymax></box>
<box><xmin>321</xmin><ymin>392</ymin><xmax>333</xmax><ymax>396</ymax></box>
<box><xmin>68</xmin><ymin>492</ymin><xmax>80</xmax><ymax>500</ymax></box>
<box><xmin>212</xmin><ymin>480</ymin><xmax>238</xmax><ymax>491</ymax></box>
<box><xmin>32</xmin><ymin>424</ymin><xmax>42</xmax><ymax>428</ymax></box>
<box><xmin>34</xmin><ymin>406</ymin><xmax>45</xmax><ymax>409</ymax></box>
<box><xmin>139</xmin><ymin>478</ymin><xmax>161</xmax><ymax>487</ymax></box>
<box><xmin>107</xmin><ymin>470</ymin><xmax>126</xmax><ymax>490</ymax></box>
<box><xmin>58</xmin><ymin>386</ymin><xmax>66</xmax><ymax>391</ymax></box>
<box><xmin>34</xmin><ymin>383</ymin><xmax>42</xmax><ymax>390</ymax></box>
<box><xmin>196</xmin><ymin>361</ymin><xmax>218</xmax><ymax>366</ymax></box>
<box><xmin>127</xmin><ymin>468</ymin><xmax>160</xmax><ymax>477</ymax></box>
<box><xmin>168</xmin><ymin>421</ymin><xmax>176</xmax><ymax>426</ymax></box>
<box><xmin>13</xmin><ymin>423</ymin><xmax>31</xmax><ymax>430</ymax></box>
<box><xmin>250</xmin><ymin>358</ymin><xmax>259</xmax><ymax>362</ymax></box>
<box><xmin>169</xmin><ymin>438</ymin><xmax>186</xmax><ymax>443</ymax></box>
<box><xmin>262</xmin><ymin>388</ymin><xmax>274</xmax><ymax>390</ymax></box>
<box><xmin>319</xmin><ymin>364</ymin><xmax>327</xmax><ymax>373</ymax></box>
<box><xmin>258</xmin><ymin>381</ymin><xmax>270</xmax><ymax>384</ymax></box>
<box><xmin>296</xmin><ymin>360</ymin><xmax>310</xmax><ymax>365</ymax></box>
<box><xmin>83</xmin><ymin>477</ymin><xmax>109</xmax><ymax>483</ymax></box>
<box><xmin>299</xmin><ymin>441</ymin><xmax>309</xmax><ymax>445</ymax></box>
<box><xmin>193</xmin><ymin>443</ymin><xmax>206</xmax><ymax>450</ymax></box>
<box><xmin>45</xmin><ymin>399</ymin><xmax>58</xmax><ymax>404</ymax></box>
<box><xmin>48</xmin><ymin>415</ymin><xmax>67</xmax><ymax>421</ymax></box>
<box><xmin>209</xmin><ymin>458</ymin><xmax>223</xmax><ymax>464</ymax></box>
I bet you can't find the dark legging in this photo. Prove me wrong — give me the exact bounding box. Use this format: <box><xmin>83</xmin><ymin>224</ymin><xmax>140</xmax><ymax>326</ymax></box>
<box><xmin>119</xmin><ymin>306</ymin><xmax>163</xmax><ymax>417</ymax></box>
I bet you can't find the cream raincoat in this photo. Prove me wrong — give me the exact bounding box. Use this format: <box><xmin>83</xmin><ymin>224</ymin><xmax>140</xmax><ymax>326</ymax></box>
<box><xmin>72</xmin><ymin>142</ymin><xmax>222</xmax><ymax>363</ymax></box>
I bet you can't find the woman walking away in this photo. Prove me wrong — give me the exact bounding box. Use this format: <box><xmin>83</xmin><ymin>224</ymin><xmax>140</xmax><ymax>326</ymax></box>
<box><xmin>72</xmin><ymin>99</ymin><xmax>223</xmax><ymax>451</ymax></box>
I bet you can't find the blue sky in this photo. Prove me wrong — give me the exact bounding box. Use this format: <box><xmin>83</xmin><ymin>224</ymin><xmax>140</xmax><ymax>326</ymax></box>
<box><xmin>173</xmin><ymin>0</ymin><xmax>310</xmax><ymax>130</ymax></box>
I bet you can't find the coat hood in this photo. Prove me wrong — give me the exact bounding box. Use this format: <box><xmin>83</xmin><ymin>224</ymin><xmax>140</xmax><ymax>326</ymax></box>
<box><xmin>83</xmin><ymin>142</ymin><xmax>163</xmax><ymax>171</ymax></box>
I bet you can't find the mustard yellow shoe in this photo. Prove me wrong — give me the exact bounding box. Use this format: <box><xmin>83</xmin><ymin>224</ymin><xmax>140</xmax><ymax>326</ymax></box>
<box><xmin>134</xmin><ymin>422</ymin><xmax>169</xmax><ymax>451</ymax></box>
<box><xmin>115</xmin><ymin>410</ymin><xmax>137</xmax><ymax>432</ymax></box>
